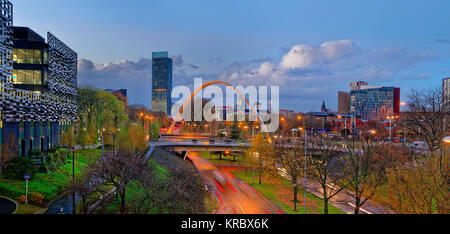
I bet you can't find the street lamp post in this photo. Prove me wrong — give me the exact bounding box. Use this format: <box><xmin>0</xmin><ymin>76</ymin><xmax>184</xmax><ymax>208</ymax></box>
<box><xmin>304</xmin><ymin>125</ymin><xmax>307</xmax><ymax>214</ymax></box>
<box><xmin>387</xmin><ymin>116</ymin><xmax>393</xmax><ymax>142</ymax></box>
<box><xmin>281</xmin><ymin>117</ymin><xmax>285</xmax><ymax>137</ymax></box>
<box><xmin>401</xmin><ymin>102</ymin><xmax>407</xmax><ymax>145</ymax></box>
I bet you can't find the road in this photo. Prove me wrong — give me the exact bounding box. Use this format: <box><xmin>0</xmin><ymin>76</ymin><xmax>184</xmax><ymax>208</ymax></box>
<box><xmin>278</xmin><ymin>168</ymin><xmax>388</xmax><ymax>214</ymax></box>
<box><xmin>187</xmin><ymin>152</ymin><xmax>283</xmax><ymax>214</ymax></box>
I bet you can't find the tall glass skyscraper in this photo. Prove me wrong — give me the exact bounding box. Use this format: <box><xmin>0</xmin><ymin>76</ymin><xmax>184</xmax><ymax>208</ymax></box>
<box><xmin>151</xmin><ymin>51</ymin><xmax>172</xmax><ymax>116</ymax></box>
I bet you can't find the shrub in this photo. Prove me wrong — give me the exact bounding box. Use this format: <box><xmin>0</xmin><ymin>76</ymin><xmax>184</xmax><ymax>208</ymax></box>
<box><xmin>30</xmin><ymin>192</ymin><xmax>45</xmax><ymax>205</ymax></box>
<box><xmin>3</xmin><ymin>157</ymin><xmax>37</xmax><ymax>180</ymax></box>
<box><xmin>44</xmin><ymin>149</ymin><xmax>69</xmax><ymax>173</ymax></box>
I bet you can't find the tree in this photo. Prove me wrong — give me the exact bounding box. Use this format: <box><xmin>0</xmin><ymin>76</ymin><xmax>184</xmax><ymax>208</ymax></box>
<box><xmin>1</xmin><ymin>134</ymin><xmax>18</xmax><ymax>174</ymax></box>
<box><xmin>407</xmin><ymin>88</ymin><xmax>447</xmax><ymax>154</ymax></box>
<box><xmin>308</xmin><ymin>139</ymin><xmax>346</xmax><ymax>214</ymax></box>
<box><xmin>246</xmin><ymin>132</ymin><xmax>274</xmax><ymax>184</ymax></box>
<box><xmin>91</xmin><ymin>150</ymin><xmax>148</xmax><ymax>214</ymax></box>
<box><xmin>69</xmin><ymin>168</ymin><xmax>97</xmax><ymax>214</ymax></box>
<box><xmin>230</xmin><ymin>120</ymin><xmax>241</xmax><ymax>140</ymax></box>
<box><xmin>149</xmin><ymin>122</ymin><xmax>160</xmax><ymax>142</ymax></box>
<box><xmin>377</xmin><ymin>155</ymin><xmax>449</xmax><ymax>214</ymax></box>
<box><xmin>117</xmin><ymin>123</ymin><xmax>147</xmax><ymax>152</ymax></box>
<box><xmin>274</xmin><ymin>140</ymin><xmax>305</xmax><ymax>211</ymax></box>
<box><xmin>339</xmin><ymin>143</ymin><xmax>385</xmax><ymax>214</ymax></box>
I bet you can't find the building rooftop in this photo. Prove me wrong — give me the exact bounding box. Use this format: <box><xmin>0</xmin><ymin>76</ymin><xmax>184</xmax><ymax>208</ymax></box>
<box><xmin>11</xmin><ymin>26</ymin><xmax>45</xmax><ymax>42</ymax></box>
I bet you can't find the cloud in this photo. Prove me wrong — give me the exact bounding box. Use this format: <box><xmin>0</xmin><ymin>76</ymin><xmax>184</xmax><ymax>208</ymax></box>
<box><xmin>170</xmin><ymin>55</ymin><xmax>199</xmax><ymax>71</ymax></box>
<box><xmin>279</xmin><ymin>40</ymin><xmax>357</xmax><ymax>70</ymax></box>
<box><xmin>78</xmin><ymin>56</ymin><xmax>199</xmax><ymax>107</ymax></box>
<box><xmin>215</xmin><ymin>39</ymin><xmax>438</xmax><ymax>111</ymax></box>
<box><xmin>78</xmin><ymin>40</ymin><xmax>439</xmax><ymax>112</ymax></box>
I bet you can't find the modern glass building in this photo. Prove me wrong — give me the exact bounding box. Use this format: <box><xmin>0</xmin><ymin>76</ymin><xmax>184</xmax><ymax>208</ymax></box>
<box><xmin>350</xmin><ymin>86</ymin><xmax>400</xmax><ymax>121</ymax></box>
<box><xmin>11</xmin><ymin>27</ymin><xmax>49</xmax><ymax>93</ymax></box>
<box><xmin>0</xmin><ymin>0</ymin><xmax>77</xmax><ymax>157</ymax></box>
<box><xmin>151</xmin><ymin>51</ymin><xmax>172</xmax><ymax>116</ymax></box>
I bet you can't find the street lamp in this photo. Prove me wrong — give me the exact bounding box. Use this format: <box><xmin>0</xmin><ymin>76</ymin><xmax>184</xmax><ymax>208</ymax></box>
<box><xmin>443</xmin><ymin>136</ymin><xmax>450</xmax><ymax>144</ymax></box>
<box><xmin>401</xmin><ymin>102</ymin><xmax>407</xmax><ymax>144</ymax></box>
<box><xmin>387</xmin><ymin>116</ymin><xmax>394</xmax><ymax>141</ymax></box>
<box><xmin>280</xmin><ymin>117</ymin><xmax>285</xmax><ymax>137</ymax></box>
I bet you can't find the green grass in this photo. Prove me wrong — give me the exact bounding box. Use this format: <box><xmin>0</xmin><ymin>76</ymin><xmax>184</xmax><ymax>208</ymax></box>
<box><xmin>0</xmin><ymin>149</ymin><xmax>101</xmax><ymax>206</ymax></box>
<box><xmin>231</xmin><ymin>170</ymin><xmax>346</xmax><ymax>214</ymax></box>
<box><xmin>15</xmin><ymin>203</ymin><xmax>46</xmax><ymax>214</ymax></box>
<box><xmin>198</xmin><ymin>151</ymin><xmax>246</xmax><ymax>166</ymax></box>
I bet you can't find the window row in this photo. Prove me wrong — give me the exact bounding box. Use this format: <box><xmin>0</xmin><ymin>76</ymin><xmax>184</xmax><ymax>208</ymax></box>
<box><xmin>13</xmin><ymin>48</ymin><xmax>48</xmax><ymax>65</ymax></box>
<box><xmin>12</xmin><ymin>69</ymin><xmax>47</xmax><ymax>85</ymax></box>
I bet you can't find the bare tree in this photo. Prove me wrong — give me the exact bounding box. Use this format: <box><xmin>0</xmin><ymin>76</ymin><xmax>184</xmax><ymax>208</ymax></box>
<box><xmin>69</xmin><ymin>168</ymin><xmax>97</xmax><ymax>214</ymax></box>
<box><xmin>339</xmin><ymin>143</ymin><xmax>385</xmax><ymax>214</ymax></box>
<box><xmin>91</xmin><ymin>150</ymin><xmax>148</xmax><ymax>214</ymax></box>
<box><xmin>274</xmin><ymin>140</ymin><xmax>304</xmax><ymax>211</ymax></box>
<box><xmin>308</xmin><ymin>139</ymin><xmax>346</xmax><ymax>214</ymax></box>
<box><xmin>407</xmin><ymin>88</ymin><xmax>448</xmax><ymax>154</ymax></box>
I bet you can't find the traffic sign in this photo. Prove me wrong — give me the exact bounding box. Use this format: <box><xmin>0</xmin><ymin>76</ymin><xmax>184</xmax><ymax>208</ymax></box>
<box><xmin>24</xmin><ymin>174</ymin><xmax>30</xmax><ymax>180</ymax></box>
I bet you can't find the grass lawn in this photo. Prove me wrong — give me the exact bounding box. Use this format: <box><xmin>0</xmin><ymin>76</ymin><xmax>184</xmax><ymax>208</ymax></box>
<box><xmin>198</xmin><ymin>151</ymin><xmax>247</xmax><ymax>167</ymax></box>
<box><xmin>0</xmin><ymin>149</ymin><xmax>101</xmax><ymax>210</ymax></box>
<box><xmin>229</xmin><ymin>169</ymin><xmax>346</xmax><ymax>214</ymax></box>
<box><xmin>15</xmin><ymin>203</ymin><xmax>47</xmax><ymax>214</ymax></box>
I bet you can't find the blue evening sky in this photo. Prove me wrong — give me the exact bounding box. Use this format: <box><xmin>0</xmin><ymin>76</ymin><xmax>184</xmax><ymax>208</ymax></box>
<box><xmin>12</xmin><ymin>0</ymin><xmax>450</xmax><ymax>111</ymax></box>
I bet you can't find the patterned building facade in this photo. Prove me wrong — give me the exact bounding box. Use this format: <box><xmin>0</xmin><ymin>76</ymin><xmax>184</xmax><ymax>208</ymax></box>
<box><xmin>0</xmin><ymin>0</ymin><xmax>77</xmax><ymax>156</ymax></box>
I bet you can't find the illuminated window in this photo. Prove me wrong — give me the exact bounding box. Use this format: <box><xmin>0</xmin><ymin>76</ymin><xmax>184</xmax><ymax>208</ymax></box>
<box><xmin>13</xmin><ymin>69</ymin><xmax>42</xmax><ymax>85</ymax></box>
<box><xmin>13</xmin><ymin>49</ymin><xmax>42</xmax><ymax>64</ymax></box>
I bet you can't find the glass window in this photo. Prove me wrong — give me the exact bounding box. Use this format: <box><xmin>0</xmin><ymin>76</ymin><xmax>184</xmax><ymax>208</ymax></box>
<box><xmin>13</xmin><ymin>69</ymin><xmax>42</xmax><ymax>85</ymax></box>
<box><xmin>13</xmin><ymin>49</ymin><xmax>43</xmax><ymax>64</ymax></box>
<box><xmin>43</xmin><ymin>50</ymin><xmax>48</xmax><ymax>64</ymax></box>
<box><xmin>33</xmin><ymin>50</ymin><xmax>42</xmax><ymax>64</ymax></box>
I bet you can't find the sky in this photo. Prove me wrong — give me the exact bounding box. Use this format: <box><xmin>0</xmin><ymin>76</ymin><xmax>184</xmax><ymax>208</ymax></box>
<box><xmin>12</xmin><ymin>0</ymin><xmax>450</xmax><ymax>112</ymax></box>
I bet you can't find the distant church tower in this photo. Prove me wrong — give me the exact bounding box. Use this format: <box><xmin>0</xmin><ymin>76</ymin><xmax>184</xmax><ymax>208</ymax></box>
<box><xmin>321</xmin><ymin>101</ymin><xmax>328</xmax><ymax>113</ymax></box>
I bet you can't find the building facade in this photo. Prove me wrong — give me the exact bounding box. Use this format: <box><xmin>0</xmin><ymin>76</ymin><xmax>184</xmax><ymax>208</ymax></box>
<box><xmin>338</xmin><ymin>91</ymin><xmax>350</xmax><ymax>114</ymax></box>
<box><xmin>443</xmin><ymin>77</ymin><xmax>450</xmax><ymax>110</ymax></box>
<box><xmin>0</xmin><ymin>1</ymin><xmax>77</xmax><ymax>157</ymax></box>
<box><xmin>350</xmin><ymin>85</ymin><xmax>400</xmax><ymax>121</ymax></box>
<box><xmin>151</xmin><ymin>51</ymin><xmax>172</xmax><ymax>116</ymax></box>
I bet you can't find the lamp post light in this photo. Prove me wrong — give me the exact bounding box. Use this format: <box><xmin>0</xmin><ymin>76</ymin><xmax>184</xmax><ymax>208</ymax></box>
<box><xmin>387</xmin><ymin>116</ymin><xmax>394</xmax><ymax>142</ymax></box>
<box><xmin>280</xmin><ymin>117</ymin><xmax>285</xmax><ymax>137</ymax></box>
<box><xmin>400</xmin><ymin>102</ymin><xmax>407</xmax><ymax>145</ymax></box>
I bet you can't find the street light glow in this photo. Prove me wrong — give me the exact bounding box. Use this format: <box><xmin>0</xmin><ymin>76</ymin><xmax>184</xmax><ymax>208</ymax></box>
<box><xmin>443</xmin><ymin>136</ymin><xmax>450</xmax><ymax>144</ymax></box>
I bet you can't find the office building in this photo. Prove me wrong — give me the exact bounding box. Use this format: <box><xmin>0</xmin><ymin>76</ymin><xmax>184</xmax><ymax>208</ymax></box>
<box><xmin>151</xmin><ymin>51</ymin><xmax>172</xmax><ymax>116</ymax></box>
<box><xmin>443</xmin><ymin>77</ymin><xmax>450</xmax><ymax>110</ymax></box>
<box><xmin>350</xmin><ymin>82</ymin><xmax>400</xmax><ymax>121</ymax></box>
<box><xmin>338</xmin><ymin>91</ymin><xmax>350</xmax><ymax>114</ymax></box>
<box><xmin>350</xmin><ymin>81</ymin><xmax>368</xmax><ymax>91</ymax></box>
<box><xmin>0</xmin><ymin>1</ymin><xmax>77</xmax><ymax>156</ymax></box>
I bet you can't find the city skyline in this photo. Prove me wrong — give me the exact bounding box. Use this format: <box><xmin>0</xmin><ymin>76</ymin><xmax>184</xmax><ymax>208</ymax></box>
<box><xmin>12</xmin><ymin>0</ymin><xmax>450</xmax><ymax>111</ymax></box>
